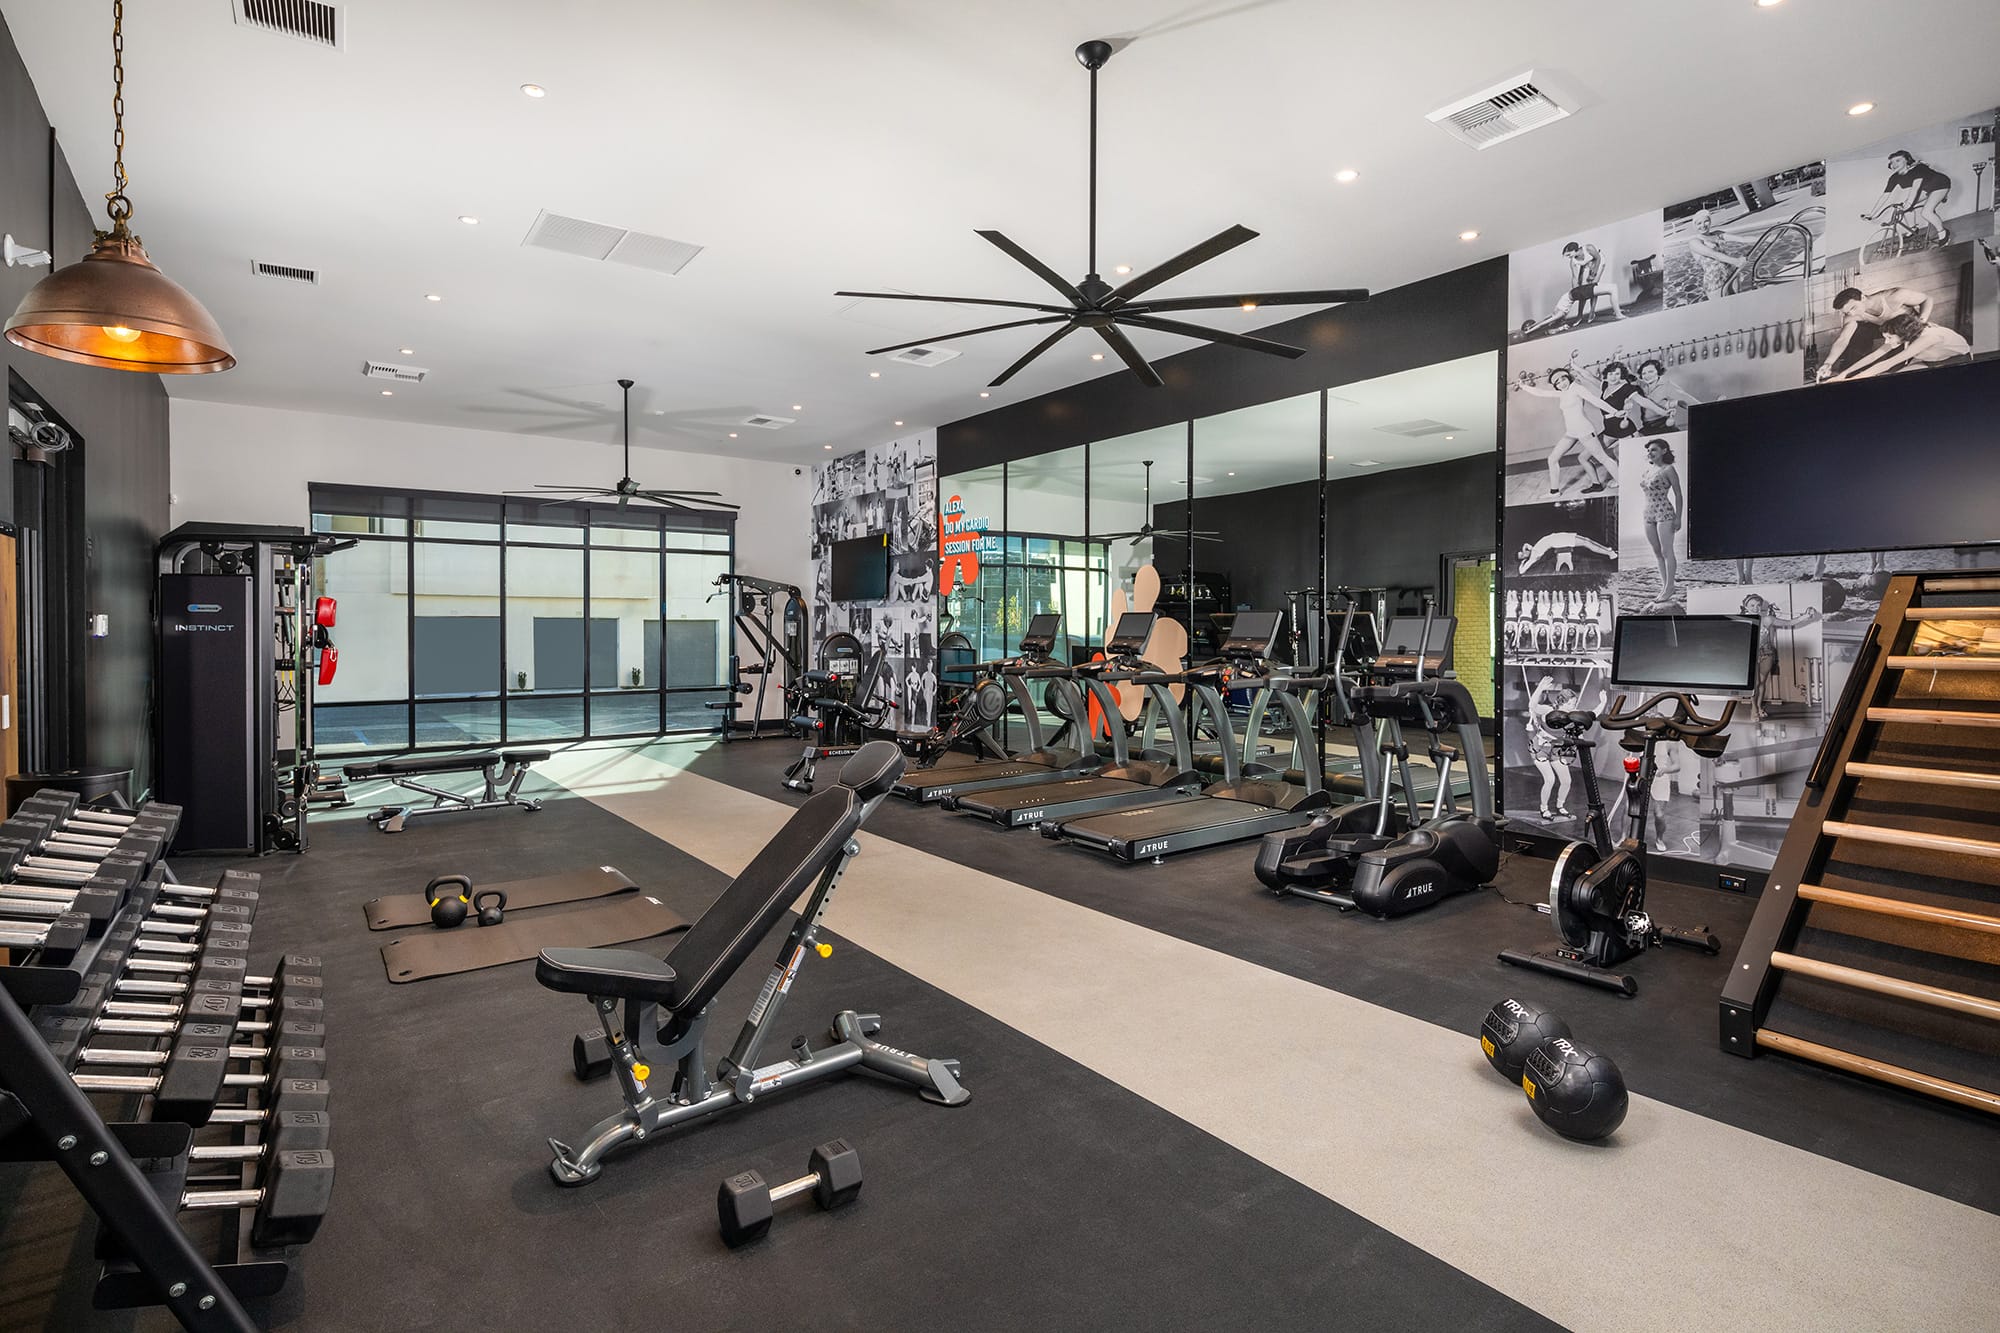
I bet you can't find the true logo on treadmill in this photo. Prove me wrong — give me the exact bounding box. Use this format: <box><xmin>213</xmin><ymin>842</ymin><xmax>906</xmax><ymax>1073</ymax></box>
<box><xmin>1136</xmin><ymin>840</ymin><xmax>1169</xmax><ymax>857</ymax></box>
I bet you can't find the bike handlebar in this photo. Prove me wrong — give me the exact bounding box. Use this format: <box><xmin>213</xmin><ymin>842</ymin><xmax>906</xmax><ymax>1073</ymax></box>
<box><xmin>1599</xmin><ymin>691</ymin><xmax>1736</xmax><ymax>737</ymax></box>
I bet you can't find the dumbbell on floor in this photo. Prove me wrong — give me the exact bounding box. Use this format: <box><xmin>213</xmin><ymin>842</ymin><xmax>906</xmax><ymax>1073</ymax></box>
<box><xmin>717</xmin><ymin>1139</ymin><xmax>862</xmax><ymax>1247</ymax></box>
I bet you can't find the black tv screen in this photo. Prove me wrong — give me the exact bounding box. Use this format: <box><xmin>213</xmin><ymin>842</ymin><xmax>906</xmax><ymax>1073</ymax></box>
<box><xmin>829</xmin><ymin>533</ymin><xmax>890</xmax><ymax>602</ymax></box>
<box><xmin>1611</xmin><ymin>615</ymin><xmax>1758</xmax><ymax>692</ymax></box>
<box><xmin>1687</xmin><ymin>356</ymin><xmax>2000</xmax><ymax>559</ymax></box>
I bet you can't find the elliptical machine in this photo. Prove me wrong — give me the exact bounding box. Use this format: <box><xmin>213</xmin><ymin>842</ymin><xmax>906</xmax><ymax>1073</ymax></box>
<box><xmin>1499</xmin><ymin>691</ymin><xmax>1728</xmax><ymax>994</ymax></box>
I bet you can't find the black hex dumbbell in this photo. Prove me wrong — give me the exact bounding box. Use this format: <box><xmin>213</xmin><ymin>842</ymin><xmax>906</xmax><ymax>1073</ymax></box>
<box><xmin>717</xmin><ymin>1139</ymin><xmax>862</xmax><ymax>1247</ymax></box>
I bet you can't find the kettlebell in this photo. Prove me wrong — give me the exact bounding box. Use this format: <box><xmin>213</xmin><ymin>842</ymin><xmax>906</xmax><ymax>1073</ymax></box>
<box><xmin>427</xmin><ymin>875</ymin><xmax>473</xmax><ymax>929</ymax></box>
<box><xmin>474</xmin><ymin>889</ymin><xmax>508</xmax><ymax>927</ymax></box>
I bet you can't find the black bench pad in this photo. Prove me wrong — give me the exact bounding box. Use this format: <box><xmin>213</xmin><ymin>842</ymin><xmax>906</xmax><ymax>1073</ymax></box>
<box><xmin>536</xmin><ymin>947</ymin><xmax>678</xmax><ymax>1000</ymax></box>
<box><xmin>345</xmin><ymin>748</ymin><xmax>551</xmax><ymax>780</ymax></box>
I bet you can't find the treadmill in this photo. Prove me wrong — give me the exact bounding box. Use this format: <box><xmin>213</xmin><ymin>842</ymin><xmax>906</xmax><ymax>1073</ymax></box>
<box><xmin>890</xmin><ymin>613</ymin><xmax>1099</xmax><ymax>803</ymax></box>
<box><xmin>1042</xmin><ymin>611</ymin><xmax>1348</xmax><ymax>862</ymax></box>
<box><xmin>942</xmin><ymin>612</ymin><xmax>1205</xmax><ymax>827</ymax></box>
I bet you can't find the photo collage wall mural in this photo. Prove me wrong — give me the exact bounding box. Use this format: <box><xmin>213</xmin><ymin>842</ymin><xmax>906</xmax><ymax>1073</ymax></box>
<box><xmin>811</xmin><ymin>433</ymin><xmax>940</xmax><ymax>731</ymax></box>
<box><xmin>1501</xmin><ymin>104</ymin><xmax>1999</xmax><ymax>871</ymax></box>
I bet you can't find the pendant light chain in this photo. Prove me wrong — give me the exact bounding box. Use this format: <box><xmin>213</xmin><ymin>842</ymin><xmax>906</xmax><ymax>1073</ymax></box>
<box><xmin>107</xmin><ymin>0</ymin><xmax>131</xmax><ymax>225</ymax></box>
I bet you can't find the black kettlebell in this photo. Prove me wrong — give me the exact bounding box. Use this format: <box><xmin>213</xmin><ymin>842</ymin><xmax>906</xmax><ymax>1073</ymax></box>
<box><xmin>474</xmin><ymin>889</ymin><xmax>508</xmax><ymax>927</ymax></box>
<box><xmin>427</xmin><ymin>875</ymin><xmax>473</xmax><ymax>930</ymax></box>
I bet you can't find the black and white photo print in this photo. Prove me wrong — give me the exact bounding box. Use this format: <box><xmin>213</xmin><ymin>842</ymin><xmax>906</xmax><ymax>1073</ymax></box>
<box><xmin>1805</xmin><ymin>239</ymin><xmax>1997</xmax><ymax>381</ymax></box>
<box><xmin>1820</xmin><ymin>107</ymin><xmax>1997</xmax><ymax>262</ymax></box>
<box><xmin>1500</xmin><ymin>662</ymin><xmax>1611</xmax><ymax>837</ymax></box>
<box><xmin>1508</xmin><ymin>211</ymin><xmax>1666</xmax><ymax>344</ymax></box>
<box><xmin>1662</xmin><ymin>161</ymin><xmax>1825</xmax><ymax>309</ymax></box>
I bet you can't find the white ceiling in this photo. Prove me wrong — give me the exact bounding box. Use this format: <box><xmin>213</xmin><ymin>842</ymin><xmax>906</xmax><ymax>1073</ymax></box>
<box><xmin>4</xmin><ymin>1</ymin><xmax>1997</xmax><ymax>461</ymax></box>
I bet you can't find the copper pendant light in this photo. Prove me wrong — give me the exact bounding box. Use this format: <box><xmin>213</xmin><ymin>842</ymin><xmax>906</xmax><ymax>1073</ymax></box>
<box><xmin>5</xmin><ymin>0</ymin><xmax>233</xmax><ymax>373</ymax></box>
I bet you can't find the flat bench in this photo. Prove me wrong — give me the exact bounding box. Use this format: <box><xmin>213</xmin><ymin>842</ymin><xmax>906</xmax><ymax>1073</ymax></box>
<box><xmin>344</xmin><ymin>749</ymin><xmax>550</xmax><ymax>833</ymax></box>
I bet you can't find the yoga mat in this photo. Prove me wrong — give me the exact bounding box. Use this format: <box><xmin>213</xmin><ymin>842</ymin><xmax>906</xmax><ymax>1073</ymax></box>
<box><xmin>379</xmin><ymin>893</ymin><xmax>686</xmax><ymax>984</ymax></box>
<box><xmin>363</xmin><ymin>864</ymin><xmax>637</xmax><ymax>931</ymax></box>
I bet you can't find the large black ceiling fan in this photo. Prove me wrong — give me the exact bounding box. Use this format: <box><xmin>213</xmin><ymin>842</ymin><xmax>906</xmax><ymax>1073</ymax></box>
<box><xmin>837</xmin><ymin>39</ymin><xmax>1369</xmax><ymax>389</ymax></box>
<box><xmin>505</xmin><ymin>379</ymin><xmax>739</xmax><ymax>513</ymax></box>
<box><xmin>1095</xmin><ymin>460</ymin><xmax>1220</xmax><ymax>546</ymax></box>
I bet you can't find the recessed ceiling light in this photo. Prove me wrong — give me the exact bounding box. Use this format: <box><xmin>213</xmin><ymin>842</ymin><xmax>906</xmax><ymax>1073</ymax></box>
<box><xmin>1444</xmin><ymin>435</ymin><xmax>1454</xmax><ymax>441</ymax></box>
<box><xmin>425</xmin><ymin>293</ymin><xmax>443</xmax><ymax>302</ymax></box>
<box><xmin>1847</xmin><ymin>101</ymin><xmax>1875</xmax><ymax>116</ymax></box>
<box><xmin>1756</xmin><ymin>0</ymin><xmax>1782</xmax><ymax>6</ymax></box>
<box><xmin>979</xmin><ymin>391</ymin><xmax>989</xmax><ymax>398</ymax></box>
<box><xmin>458</xmin><ymin>215</ymin><xmax>479</xmax><ymax>226</ymax></box>
<box><xmin>823</xmin><ymin>444</ymin><xmax>832</xmax><ymax>450</ymax></box>
<box><xmin>1334</xmin><ymin>168</ymin><xmax>1359</xmax><ymax>184</ymax></box>
<box><xmin>1113</xmin><ymin>264</ymin><xmax>1132</xmax><ymax>275</ymax></box>
<box><xmin>869</xmin><ymin>371</ymin><xmax>880</xmax><ymax>378</ymax></box>
<box><xmin>1458</xmin><ymin>230</ymin><xmax>1480</xmax><ymax>242</ymax></box>
<box><xmin>894</xmin><ymin>420</ymin><xmax>904</xmax><ymax>427</ymax></box>
<box><xmin>380</xmin><ymin>389</ymin><xmax>394</xmax><ymax>396</ymax></box>
<box><xmin>398</xmin><ymin>347</ymin><xmax>415</xmax><ymax>355</ymax></box>
<box><xmin>1091</xmin><ymin>352</ymin><xmax>1104</xmax><ymax>361</ymax></box>
<box><xmin>1226</xmin><ymin>471</ymin><xmax>1236</xmax><ymax>476</ymax></box>
<box><xmin>1240</xmin><ymin>301</ymin><xmax>1258</xmax><ymax>312</ymax></box>
<box><xmin>728</xmin><ymin>432</ymin><xmax>738</xmax><ymax>438</ymax></box>
<box><xmin>792</xmin><ymin>404</ymin><xmax>803</xmax><ymax>411</ymax></box>
<box><xmin>520</xmin><ymin>84</ymin><xmax>546</xmax><ymax>98</ymax></box>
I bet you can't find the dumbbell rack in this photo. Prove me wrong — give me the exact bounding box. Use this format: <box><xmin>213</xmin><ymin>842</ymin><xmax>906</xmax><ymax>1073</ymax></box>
<box><xmin>0</xmin><ymin>850</ymin><xmax>320</xmax><ymax>1331</ymax></box>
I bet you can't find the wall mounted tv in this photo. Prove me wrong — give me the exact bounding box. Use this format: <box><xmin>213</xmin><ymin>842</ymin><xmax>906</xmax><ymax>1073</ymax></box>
<box><xmin>1686</xmin><ymin>355</ymin><xmax>2000</xmax><ymax>560</ymax></box>
<box><xmin>830</xmin><ymin>532</ymin><xmax>891</xmax><ymax>602</ymax></box>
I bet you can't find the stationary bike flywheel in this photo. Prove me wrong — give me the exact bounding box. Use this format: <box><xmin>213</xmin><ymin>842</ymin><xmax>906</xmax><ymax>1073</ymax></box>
<box><xmin>1548</xmin><ymin>841</ymin><xmax>1602</xmax><ymax>948</ymax></box>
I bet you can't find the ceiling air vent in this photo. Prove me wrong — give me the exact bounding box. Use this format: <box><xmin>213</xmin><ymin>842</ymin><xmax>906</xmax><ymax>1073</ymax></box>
<box><xmin>362</xmin><ymin>360</ymin><xmax>427</xmax><ymax>384</ymax></box>
<box><xmin>252</xmin><ymin>260</ymin><xmax>317</xmax><ymax>284</ymax></box>
<box><xmin>1427</xmin><ymin>73</ymin><xmax>1572</xmax><ymax>150</ymax></box>
<box><xmin>739</xmin><ymin>415</ymin><xmax>796</xmax><ymax>430</ymax></box>
<box><xmin>888</xmin><ymin>346</ymin><xmax>962</xmax><ymax>368</ymax></box>
<box><xmin>1375</xmin><ymin>418</ymin><xmax>1464</xmax><ymax>438</ymax></box>
<box><xmin>523</xmin><ymin>210</ymin><xmax>704</xmax><ymax>275</ymax></box>
<box><xmin>233</xmin><ymin>0</ymin><xmax>342</xmax><ymax>50</ymax></box>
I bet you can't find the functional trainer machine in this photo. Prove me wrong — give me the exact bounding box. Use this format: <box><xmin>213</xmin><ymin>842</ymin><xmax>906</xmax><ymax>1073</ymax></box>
<box><xmin>710</xmin><ymin>572</ymin><xmax>809</xmax><ymax>740</ymax></box>
<box><xmin>535</xmin><ymin>742</ymin><xmax>967</xmax><ymax>1185</ymax></box>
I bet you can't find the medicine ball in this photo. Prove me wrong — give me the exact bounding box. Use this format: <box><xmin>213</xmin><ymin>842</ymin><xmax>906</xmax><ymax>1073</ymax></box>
<box><xmin>1521</xmin><ymin>1036</ymin><xmax>1628</xmax><ymax>1141</ymax></box>
<box><xmin>1478</xmin><ymin>997</ymin><xmax>1571</xmax><ymax>1083</ymax></box>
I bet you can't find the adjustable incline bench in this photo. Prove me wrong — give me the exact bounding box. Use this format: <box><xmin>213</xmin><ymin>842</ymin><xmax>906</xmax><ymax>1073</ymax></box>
<box><xmin>535</xmin><ymin>740</ymin><xmax>968</xmax><ymax>1185</ymax></box>
<box><xmin>343</xmin><ymin>749</ymin><xmax>549</xmax><ymax>833</ymax></box>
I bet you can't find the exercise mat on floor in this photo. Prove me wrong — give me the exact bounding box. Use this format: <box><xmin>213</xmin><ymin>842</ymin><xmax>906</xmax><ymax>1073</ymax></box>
<box><xmin>363</xmin><ymin>864</ymin><xmax>638</xmax><ymax>931</ymax></box>
<box><xmin>379</xmin><ymin>893</ymin><xmax>688</xmax><ymax>984</ymax></box>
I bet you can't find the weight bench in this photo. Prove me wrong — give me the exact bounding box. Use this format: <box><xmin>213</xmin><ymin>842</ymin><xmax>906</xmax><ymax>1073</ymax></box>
<box><xmin>344</xmin><ymin>749</ymin><xmax>550</xmax><ymax>833</ymax></box>
<box><xmin>535</xmin><ymin>740</ymin><xmax>968</xmax><ymax>1186</ymax></box>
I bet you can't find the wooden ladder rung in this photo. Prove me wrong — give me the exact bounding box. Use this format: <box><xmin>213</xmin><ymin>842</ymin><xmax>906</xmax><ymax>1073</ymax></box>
<box><xmin>1755</xmin><ymin>1029</ymin><xmax>2000</xmax><ymax>1115</ymax></box>
<box><xmin>1844</xmin><ymin>761</ymin><xmax>2000</xmax><ymax>792</ymax></box>
<box><xmin>1906</xmin><ymin>607</ymin><xmax>2000</xmax><ymax>620</ymax></box>
<box><xmin>1885</xmin><ymin>655</ymin><xmax>2000</xmax><ymax>671</ymax></box>
<box><xmin>1865</xmin><ymin>707</ymin><xmax>2000</xmax><ymax>729</ymax></box>
<box><xmin>1798</xmin><ymin>883</ymin><xmax>2000</xmax><ymax>936</ymax></box>
<box><xmin>1923</xmin><ymin>578</ymin><xmax>2000</xmax><ymax>594</ymax></box>
<box><xmin>1770</xmin><ymin>950</ymin><xmax>2000</xmax><ymax>1022</ymax></box>
<box><xmin>1824</xmin><ymin>820</ymin><xmax>2000</xmax><ymax>860</ymax></box>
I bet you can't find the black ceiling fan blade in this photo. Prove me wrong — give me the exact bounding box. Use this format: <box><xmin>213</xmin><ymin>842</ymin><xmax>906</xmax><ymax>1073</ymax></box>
<box><xmin>1095</xmin><ymin>323</ymin><xmax>1164</xmax><ymax>387</ymax></box>
<box><xmin>835</xmin><ymin>290</ymin><xmax>1069</xmax><ymax>314</ymax></box>
<box><xmin>1118</xmin><ymin>313</ymin><xmax>1306</xmax><ymax>359</ymax></box>
<box><xmin>636</xmin><ymin>493</ymin><xmax>741</xmax><ymax>512</ymax></box>
<box><xmin>1127</xmin><ymin>288</ymin><xmax>1371</xmax><ymax>313</ymax></box>
<box><xmin>865</xmin><ymin>316</ymin><xmax>1067</xmax><ymax>357</ymax></box>
<box><xmin>1105</xmin><ymin>224</ymin><xmax>1259</xmax><ymax>307</ymax></box>
<box><xmin>974</xmin><ymin>230</ymin><xmax>1087</xmax><ymax>305</ymax></box>
<box><xmin>990</xmin><ymin>321</ymin><xmax>1079</xmax><ymax>386</ymax></box>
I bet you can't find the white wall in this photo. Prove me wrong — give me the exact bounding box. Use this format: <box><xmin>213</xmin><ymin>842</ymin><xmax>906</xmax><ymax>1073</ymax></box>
<box><xmin>168</xmin><ymin>398</ymin><xmax>813</xmax><ymax>722</ymax></box>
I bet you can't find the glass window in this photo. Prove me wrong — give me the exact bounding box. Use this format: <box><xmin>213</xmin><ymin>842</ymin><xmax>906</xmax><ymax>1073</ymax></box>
<box><xmin>413</xmin><ymin>543</ymin><xmax>501</xmax><ymax>696</ymax></box>
<box><xmin>664</xmin><ymin>552</ymin><xmax>731</xmax><ymax>688</ymax></box>
<box><xmin>589</xmin><ymin>548</ymin><xmax>659</xmax><ymax>692</ymax></box>
<box><xmin>507</xmin><ymin>694</ymin><xmax>584</xmax><ymax>742</ymax></box>
<box><xmin>314</xmin><ymin>539</ymin><xmax>407</xmax><ymax>702</ymax></box>
<box><xmin>417</xmin><ymin>699</ymin><xmax>502</xmax><ymax>745</ymax></box>
<box><xmin>508</xmin><ymin>546</ymin><xmax>585</xmax><ymax>692</ymax></box>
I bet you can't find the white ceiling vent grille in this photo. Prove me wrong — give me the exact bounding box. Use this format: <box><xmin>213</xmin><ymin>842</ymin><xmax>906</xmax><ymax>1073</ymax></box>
<box><xmin>1427</xmin><ymin>73</ymin><xmax>1572</xmax><ymax>150</ymax></box>
<box><xmin>233</xmin><ymin>0</ymin><xmax>342</xmax><ymax>50</ymax></box>
<box><xmin>888</xmin><ymin>346</ymin><xmax>962</xmax><ymax>368</ymax></box>
<box><xmin>252</xmin><ymin>260</ymin><xmax>317</xmax><ymax>284</ymax></box>
<box><xmin>739</xmin><ymin>414</ymin><xmax>796</xmax><ymax>430</ymax></box>
<box><xmin>362</xmin><ymin>360</ymin><xmax>427</xmax><ymax>384</ymax></box>
<box><xmin>1374</xmin><ymin>418</ymin><xmax>1464</xmax><ymax>438</ymax></box>
<box><xmin>523</xmin><ymin>211</ymin><xmax>704</xmax><ymax>275</ymax></box>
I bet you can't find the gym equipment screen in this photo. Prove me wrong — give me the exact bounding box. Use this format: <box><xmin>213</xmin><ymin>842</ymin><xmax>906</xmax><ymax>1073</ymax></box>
<box><xmin>1610</xmin><ymin>615</ymin><xmax>1759</xmax><ymax>692</ymax></box>
<box><xmin>829</xmin><ymin>533</ymin><xmax>890</xmax><ymax>601</ymax></box>
<box><xmin>1686</xmin><ymin>356</ymin><xmax>2000</xmax><ymax>559</ymax></box>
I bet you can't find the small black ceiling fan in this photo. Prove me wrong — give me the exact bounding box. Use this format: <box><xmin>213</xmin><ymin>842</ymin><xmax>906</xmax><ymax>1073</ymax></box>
<box><xmin>837</xmin><ymin>39</ymin><xmax>1369</xmax><ymax>388</ymax></box>
<box><xmin>505</xmin><ymin>379</ymin><xmax>739</xmax><ymax>512</ymax></box>
<box><xmin>1094</xmin><ymin>460</ymin><xmax>1220</xmax><ymax>546</ymax></box>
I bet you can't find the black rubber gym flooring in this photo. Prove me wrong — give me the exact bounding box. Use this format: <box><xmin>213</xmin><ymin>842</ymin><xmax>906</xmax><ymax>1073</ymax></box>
<box><xmin>0</xmin><ymin>783</ymin><xmax>1555</xmax><ymax>1331</ymax></box>
<box><xmin>687</xmin><ymin>739</ymin><xmax>2000</xmax><ymax>1213</ymax></box>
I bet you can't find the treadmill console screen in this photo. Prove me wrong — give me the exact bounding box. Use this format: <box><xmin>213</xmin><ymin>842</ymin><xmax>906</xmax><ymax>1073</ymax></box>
<box><xmin>1220</xmin><ymin>610</ymin><xmax>1282</xmax><ymax>658</ymax></box>
<box><xmin>1018</xmin><ymin>613</ymin><xmax>1062</xmax><ymax>658</ymax></box>
<box><xmin>1105</xmin><ymin>612</ymin><xmax>1157</xmax><ymax>655</ymax></box>
<box><xmin>1378</xmin><ymin>615</ymin><xmax>1456</xmax><ymax>676</ymax></box>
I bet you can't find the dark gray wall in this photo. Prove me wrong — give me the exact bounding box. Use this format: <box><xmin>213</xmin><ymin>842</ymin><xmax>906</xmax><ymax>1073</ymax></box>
<box><xmin>2</xmin><ymin>15</ymin><xmax>172</xmax><ymax>793</ymax></box>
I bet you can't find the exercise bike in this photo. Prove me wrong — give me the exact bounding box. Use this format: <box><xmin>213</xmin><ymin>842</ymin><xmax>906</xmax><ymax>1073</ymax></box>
<box><xmin>1499</xmin><ymin>692</ymin><xmax>1727</xmax><ymax>995</ymax></box>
